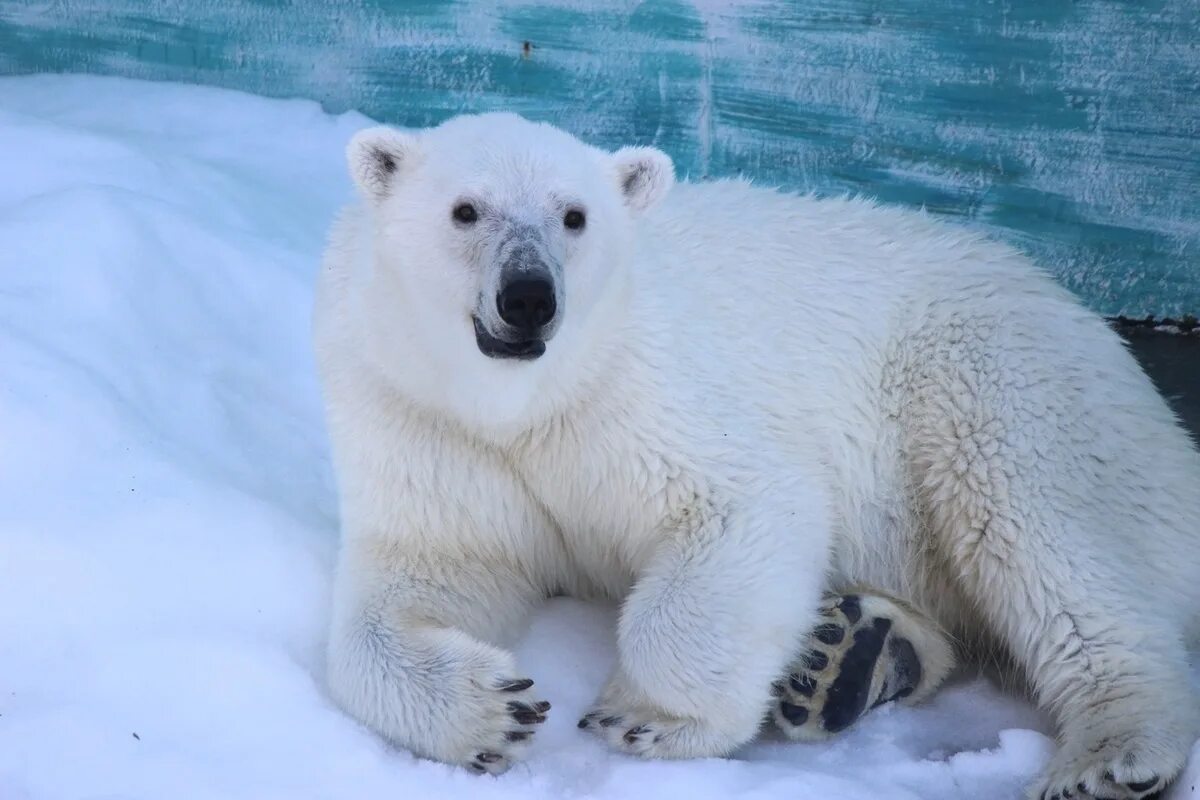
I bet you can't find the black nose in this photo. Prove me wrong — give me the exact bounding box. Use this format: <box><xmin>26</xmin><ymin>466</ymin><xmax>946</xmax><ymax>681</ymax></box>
<box><xmin>497</xmin><ymin>277</ymin><xmax>556</xmax><ymax>333</ymax></box>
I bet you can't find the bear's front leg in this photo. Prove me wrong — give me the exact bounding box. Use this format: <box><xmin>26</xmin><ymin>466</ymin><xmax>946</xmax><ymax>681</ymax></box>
<box><xmin>327</xmin><ymin>537</ymin><xmax>556</xmax><ymax>774</ymax></box>
<box><xmin>326</xmin><ymin>534</ymin><xmax>554</xmax><ymax>772</ymax></box>
<box><xmin>580</xmin><ymin>491</ymin><xmax>831</xmax><ymax>758</ymax></box>
<box><xmin>318</xmin><ymin>377</ymin><xmax>570</xmax><ymax>773</ymax></box>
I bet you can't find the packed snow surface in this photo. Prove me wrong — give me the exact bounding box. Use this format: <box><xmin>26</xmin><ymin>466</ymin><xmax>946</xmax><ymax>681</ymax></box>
<box><xmin>1</xmin><ymin>75</ymin><xmax>1197</xmax><ymax>800</ymax></box>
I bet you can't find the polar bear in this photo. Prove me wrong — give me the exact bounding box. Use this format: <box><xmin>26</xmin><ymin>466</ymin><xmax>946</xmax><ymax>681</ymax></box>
<box><xmin>314</xmin><ymin>112</ymin><xmax>1200</xmax><ymax>800</ymax></box>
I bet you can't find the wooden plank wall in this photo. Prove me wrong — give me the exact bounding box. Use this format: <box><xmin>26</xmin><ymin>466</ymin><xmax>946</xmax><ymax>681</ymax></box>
<box><xmin>2</xmin><ymin>0</ymin><xmax>1197</xmax><ymax>316</ymax></box>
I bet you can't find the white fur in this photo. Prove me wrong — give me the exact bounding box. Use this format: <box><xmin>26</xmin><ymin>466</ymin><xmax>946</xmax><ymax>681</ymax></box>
<box><xmin>315</xmin><ymin>112</ymin><xmax>1200</xmax><ymax>796</ymax></box>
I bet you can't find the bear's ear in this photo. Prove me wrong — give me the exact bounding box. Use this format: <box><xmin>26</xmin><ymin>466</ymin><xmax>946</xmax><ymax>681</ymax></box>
<box><xmin>611</xmin><ymin>146</ymin><xmax>674</xmax><ymax>214</ymax></box>
<box><xmin>347</xmin><ymin>126</ymin><xmax>421</xmax><ymax>202</ymax></box>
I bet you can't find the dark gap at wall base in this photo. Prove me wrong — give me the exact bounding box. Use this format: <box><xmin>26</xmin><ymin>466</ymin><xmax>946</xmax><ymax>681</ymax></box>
<box><xmin>1115</xmin><ymin>323</ymin><xmax>1200</xmax><ymax>440</ymax></box>
<box><xmin>1109</xmin><ymin>315</ymin><xmax>1200</xmax><ymax>336</ymax></box>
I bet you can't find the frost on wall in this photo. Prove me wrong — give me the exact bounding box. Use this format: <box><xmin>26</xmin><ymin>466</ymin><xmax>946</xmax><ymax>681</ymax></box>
<box><xmin>2</xmin><ymin>0</ymin><xmax>1197</xmax><ymax>316</ymax></box>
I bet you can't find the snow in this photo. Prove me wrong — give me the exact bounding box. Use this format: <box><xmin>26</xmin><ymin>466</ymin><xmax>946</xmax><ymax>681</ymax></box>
<box><xmin>0</xmin><ymin>74</ymin><xmax>1196</xmax><ymax>800</ymax></box>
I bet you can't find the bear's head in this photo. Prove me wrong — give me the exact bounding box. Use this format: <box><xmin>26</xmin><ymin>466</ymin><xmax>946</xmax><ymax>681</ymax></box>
<box><xmin>345</xmin><ymin>113</ymin><xmax>673</xmax><ymax>428</ymax></box>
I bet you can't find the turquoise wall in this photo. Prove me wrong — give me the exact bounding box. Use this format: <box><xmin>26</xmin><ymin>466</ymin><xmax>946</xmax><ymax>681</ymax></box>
<box><xmin>2</xmin><ymin>0</ymin><xmax>1197</xmax><ymax>316</ymax></box>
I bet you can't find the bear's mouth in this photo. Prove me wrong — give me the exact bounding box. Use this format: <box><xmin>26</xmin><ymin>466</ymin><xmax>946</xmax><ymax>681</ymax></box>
<box><xmin>472</xmin><ymin>317</ymin><xmax>546</xmax><ymax>361</ymax></box>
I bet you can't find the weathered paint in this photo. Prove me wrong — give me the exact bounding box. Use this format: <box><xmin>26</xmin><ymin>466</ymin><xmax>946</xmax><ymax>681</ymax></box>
<box><xmin>2</xmin><ymin>0</ymin><xmax>1197</xmax><ymax>316</ymax></box>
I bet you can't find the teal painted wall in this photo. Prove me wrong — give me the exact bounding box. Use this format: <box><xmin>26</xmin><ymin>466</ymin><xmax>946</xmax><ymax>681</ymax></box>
<box><xmin>2</xmin><ymin>0</ymin><xmax>1197</xmax><ymax>316</ymax></box>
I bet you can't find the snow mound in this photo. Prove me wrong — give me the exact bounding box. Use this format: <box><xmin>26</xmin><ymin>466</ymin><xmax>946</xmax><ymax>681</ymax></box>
<box><xmin>0</xmin><ymin>75</ymin><xmax>1195</xmax><ymax>800</ymax></box>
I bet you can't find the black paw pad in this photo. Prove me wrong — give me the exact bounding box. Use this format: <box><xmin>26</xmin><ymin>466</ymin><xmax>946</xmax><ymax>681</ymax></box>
<box><xmin>803</xmin><ymin>650</ymin><xmax>829</xmax><ymax>671</ymax></box>
<box><xmin>821</xmin><ymin>617</ymin><xmax>891</xmax><ymax>733</ymax></box>
<box><xmin>789</xmin><ymin>673</ymin><xmax>816</xmax><ymax>697</ymax></box>
<box><xmin>813</xmin><ymin>623</ymin><xmax>845</xmax><ymax>645</ymax></box>
<box><xmin>836</xmin><ymin>595</ymin><xmax>862</xmax><ymax>624</ymax></box>
<box><xmin>877</xmin><ymin>635</ymin><xmax>922</xmax><ymax>706</ymax></box>
<box><xmin>779</xmin><ymin>701</ymin><xmax>809</xmax><ymax>725</ymax></box>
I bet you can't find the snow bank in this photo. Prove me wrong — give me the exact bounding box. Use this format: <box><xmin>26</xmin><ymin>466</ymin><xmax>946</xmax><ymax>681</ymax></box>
<box><xmin>0</xmin><ymin>75</ymin><xmax>1194</xmax><ymax>800</ymax></box>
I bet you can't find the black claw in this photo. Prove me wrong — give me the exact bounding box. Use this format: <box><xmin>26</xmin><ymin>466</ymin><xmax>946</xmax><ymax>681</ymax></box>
<box><xmin>476</xmin><ymin>751</ymin><xmax>503</xmax><ymax>764</ymax></box>
<box><xmin>1124</xmin><ymin>778</ymin><xmax>1160</xmax><ymax>792</ymax></box>
<box><xmin>838</xmin><ymin>595</ymin><xmax>863</xmax><ymax>624</ymax></box>
<box><xmin>497</xmin><ymin>678</ymin><xmax>534</xmax><ymax>692</ymax></box>
<box><xmin>789</xmin><ymin>673</ymin><xmax>816</xmax><ymax>697</ymax></box>
<box><xmin>577</xmin><ymin>718</ymin><xmax>591</xmax><ymax>729</ymax></box>
<box><xmin>505</xmin><ymin>730</ymin><xmax>532</xmax><ymax>742</ymax></box>
<box><xmin>1077</xmin><ymin>784</ymin><xmax>1088</xmax><ymax>795</ymax></box>
<box><xmin>599</xmin><ymin>715</ymin><xmax>623</xmax><ymax>728</ymax></box>
<box><xmin>1061</xmin><ymin>790</ymin><xmax>1072</xmax><ymax>799</ymax></box>
<box><xmin>624</xmin><ymin>724</ymin><xmax>650</xmax><ymax>743</ymax></box>
<box><xmin>804</xmin><ymin>650</ymin><xmax>829</xmax><ymax>672</ymax></box>
<box><xmin>467</xmin><ymin>763</ymin><xmax>486</xmax><ymax>775</ymax></box>
<box><xmin>779</xmin><ymin>701</ymin><xmax>809</xmax><ymax>726</ymax></box>
<box><xmin>507</xmin><ymin>700</ymin><xmax>548</xmax><ymax>724</ymax></box>
<box><xmin>813</xmin><ymin>623</ymin><xmax>845</xmax><ymax>645</ymax></box>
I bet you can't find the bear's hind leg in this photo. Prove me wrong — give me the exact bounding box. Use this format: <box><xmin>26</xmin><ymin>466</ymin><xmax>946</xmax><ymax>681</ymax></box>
<box><xmin>771</xmin><ymin>592</ymin><xmax>955</xmax><ymax>741</ymax></box>
<box><xmin>904</xmin><ymin>319</ymin><xmax>1200</xmax><ymax>800</ymax></box>
<box><xmin>940</xmin><ymin>518</ymin><xmax>1194</xmax><ymax>800</ymax></box>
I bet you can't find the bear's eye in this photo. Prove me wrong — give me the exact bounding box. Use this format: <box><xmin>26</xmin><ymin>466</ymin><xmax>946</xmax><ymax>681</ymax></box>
<box><xmin>563</xmin><ymin>209</ymin><xmax>586</xmax><ymax>231</ymax></box>
<box><xmin>452</xmin><ymin>203</ymin><xmax>478</xmax><ymax>225</ymax></box>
